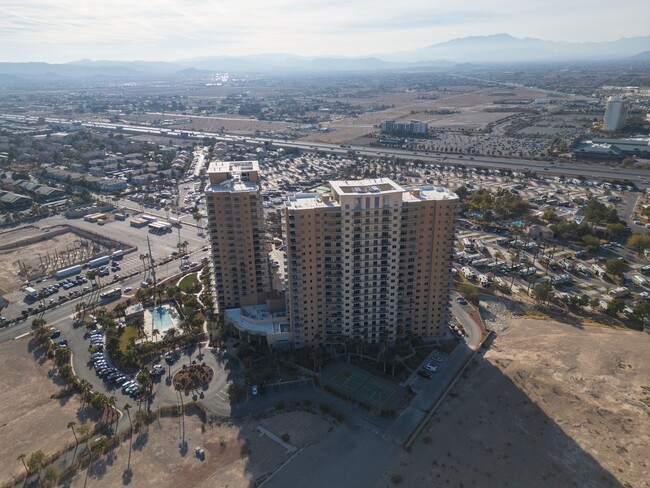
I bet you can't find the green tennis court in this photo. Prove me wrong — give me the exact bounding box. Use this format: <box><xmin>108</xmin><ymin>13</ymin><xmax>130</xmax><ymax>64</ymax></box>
<box><xmin>328</xmin><ymin>364</ymin><xmax>398</xmax><ymax>408</ymax></box>
<box><xmin>356</xmin><ymin>380</ymin><xmax>394</xmax><ymax>406</ymax></box>
<box><xmin>332</xmin><ymin>368</ymin><xmax>367</xmax><ymax>391</ymax></box>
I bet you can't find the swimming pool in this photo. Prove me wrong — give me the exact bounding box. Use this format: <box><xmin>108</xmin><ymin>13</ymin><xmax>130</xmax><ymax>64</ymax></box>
<box><xmin>152</xmin><ymin>306</ymin><xmax>174</xmax><ymax>330</ymax></box>
<box><xmin>143</xmin><ymin>303</ymin><xmax>180</xmax><ymax>341</ymax></box>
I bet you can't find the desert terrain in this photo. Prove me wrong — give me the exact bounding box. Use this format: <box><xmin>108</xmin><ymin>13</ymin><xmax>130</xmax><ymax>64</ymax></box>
<box><xmin>0</xmin><ymin>337</ymin><xmax>99</xmax><ymax>486</ymax></box>
<box><xmin>68</xmin><ymin>409</ymin><xmax>334</xmax><ymax>488</ymax></box>
<box><xmin>387</xmin><ymin>318</ymin><xmax>650</xmax><ymax>488</ymax></box>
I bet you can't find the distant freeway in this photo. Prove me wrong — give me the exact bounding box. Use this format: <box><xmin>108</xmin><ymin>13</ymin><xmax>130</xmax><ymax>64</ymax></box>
<box><xmin>3</xmin><ymin>113</ymin><xmax>649</xmax><ymax>185</ymax></box>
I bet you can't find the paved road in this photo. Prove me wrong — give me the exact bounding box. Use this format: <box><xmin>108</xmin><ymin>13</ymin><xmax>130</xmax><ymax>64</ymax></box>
<box><xmin>0</xmin><ymin>213</ymin><xmax>209</xmax><ymax>323</ymax></box>
<box><xmin>384</xmin><ymin>292</ymin><xmax>484</xmax><ymax>445</ymax></box>
<box><xmin>4</xmin><ymin>113</ymin><xmax>649</xmax><ymax>185</ymax></box>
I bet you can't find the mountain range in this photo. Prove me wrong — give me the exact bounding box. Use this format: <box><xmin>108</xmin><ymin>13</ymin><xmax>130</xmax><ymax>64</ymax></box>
<box><xmin>1</xmin><ymin>34</ymin><xmax>649</xmax><ymax>81</ymax></box>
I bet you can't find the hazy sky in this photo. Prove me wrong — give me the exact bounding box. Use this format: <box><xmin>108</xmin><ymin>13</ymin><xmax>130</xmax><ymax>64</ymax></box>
<box><xmin>2</xmin><ymin>0</ymin><xmax>649</xmax><ymax>62</ymax></box>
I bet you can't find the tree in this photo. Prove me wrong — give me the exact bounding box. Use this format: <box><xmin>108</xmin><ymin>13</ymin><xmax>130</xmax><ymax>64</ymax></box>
<box><xmin>17</xmin><ymin>453</ymin><xmax>28</xmax><ymax>476</ymax></box>
<box><xmin>124</xmin><ymin>402</ymin><xmax>133</xmax><ymax>473</ymax></box>
<box><xmin>532</xmin><ymin>281</ymin><xmax>554</xmax><ymax>304</ymax></box>
<box><xmin>606</xmin><ymin>222</ymin><xmax>627</xmax><ymax>241</ymax></box>
<box><xmin>581</xmin><ymin>235</ymin><xmax>600</xmax><ymax>252</ymax></box>
<box><xmin>632</xmin><ymin>300</ymin><xmax>650</xmax><ymax>322</ymax></box>
<box><xmin>27</xmin><ymin>450</ymin><xmax>45</xmax><ymax>476</ymax></box>
<box><xmin>590</xmin><ymin>297</ymin><xmax>602</xmax><ymax>310</ymax></box>
<box><xmin>68</xmin><ymin>421</ymin><xmax>79</xmax><ymax>446</ymax></box>
<box><xmin>607</xmin><ymin>298</ymin><xmax>625</xmax><ymax>315</ymax></box>
<box><xmin>41</xmin><ymin>466</ymin><xmax>59</xmax><ymax>488</ymax></box>
<box><xmin>457</xmin><ymin>283</ymin><xmax>479</xmax><ymax>305</ymax></box>
<box><xmin>605</xmin><ymin>258</ymin><xmax>626</xmax><ymax>278</ymax></box>
<box><xmin>627</xmin><ymin>233</ymin><xmax>650</xmax><ymax>254</ymax></box>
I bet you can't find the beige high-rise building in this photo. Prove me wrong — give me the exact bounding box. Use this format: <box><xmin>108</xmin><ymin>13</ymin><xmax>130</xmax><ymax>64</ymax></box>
<box><xmin>603</xmin><ymin>96</ymin><xmax>629</xmax><ymax>132</ymax></box>
<box><xmin>205</xmin><ymin>160</ymin><xmax>268</xmax><ymax>312</ymax></box>
<box><xmin>284</xmin><ymin>178</ymin><xmax>457</xmax><ymax>348</ymax></box>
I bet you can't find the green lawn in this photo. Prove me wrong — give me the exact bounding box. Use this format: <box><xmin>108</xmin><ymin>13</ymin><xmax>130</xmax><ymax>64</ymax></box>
<box><xmin>179</xmin><ymin>273</ymin><xmax>198</xmax><ymax>293</ymax></box>
<box><xmin>119</xmin><ymin>326</ymin><xmax>140</xmax><ymax>353</ymax></box>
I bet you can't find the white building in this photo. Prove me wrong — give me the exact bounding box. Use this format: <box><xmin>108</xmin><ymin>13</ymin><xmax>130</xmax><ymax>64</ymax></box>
<box><xmin>603</xmin><ymin>96</ymin><xmax>629</xmax><ymax>132</ymax></box>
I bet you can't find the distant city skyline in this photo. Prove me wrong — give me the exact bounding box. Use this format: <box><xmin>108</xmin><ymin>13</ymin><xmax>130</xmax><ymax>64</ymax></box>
<box><xmin>2</xmin><ymin>0</ymin><xmax>649</xmax><ymax>63</ymax></box>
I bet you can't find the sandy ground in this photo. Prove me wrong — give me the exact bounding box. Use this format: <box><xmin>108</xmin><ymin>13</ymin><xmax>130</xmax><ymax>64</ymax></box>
<box><xmin>68</xmin><ymin>409</ymin><xmax>332</xmax><ymax>488</ymax></box>
<box><xmin>388</xmin><ymin>318</ymin><xmax>650</xmax><ymax>488</ymax></box>
<box><xmin>125</xmin><ymin>113</ymin><xmax>291</xmax><ymax>135</ymax></box>
<box><xmin>0</xmin><ymin>226</ymin><xmax>96</xmax><ymax>293</ymax></box>
<box><xmin>0</xmin><ymin>337</ymin><xmax>98</xmax><ymax>485</ymax></box>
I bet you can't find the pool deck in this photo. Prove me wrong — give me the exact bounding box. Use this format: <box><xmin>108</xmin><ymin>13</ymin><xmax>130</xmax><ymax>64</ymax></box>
<box><xmin>142</xmin><ymin>303</ymin><xmax>181</xmax><ymax>342</ymax></box>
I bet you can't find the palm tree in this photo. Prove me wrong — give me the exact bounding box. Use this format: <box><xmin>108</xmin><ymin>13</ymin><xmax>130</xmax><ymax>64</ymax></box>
<box><xmin>17</xmin><ymin>453</ymin><xmax>28</xmax><ymax>477</ymax></box>
<box><xmin>166</xmin><ymin>327</ymin><xmax>177</xmax><ymax>345</ymax></box>
<box><xmin>139</xmin><ymin>253</ymin><xmax>149</xmax><ymax>277</ymax></box>
<box><xmin>192</xmin><ymin>211</ymin><xmax>202</xmax><ymax>234</ymax></box>
<box><xmin>78</xmin><ymin>379</ymin><xmax>92</xmax><ymax>408</ymax></box>
<box><xmin>77</xmin><ymin>423</ymin><xmax>90</xmax><ymax>446</ymax></box>
<box><xmin>124</xmin><ymin>403</ymin><xmax>133</xmax><ymax>473</ymax></box>
<box><xmin>68</xmin><ymin>421</ymin><xmax>78</xmax><ymax>446</ymax></box>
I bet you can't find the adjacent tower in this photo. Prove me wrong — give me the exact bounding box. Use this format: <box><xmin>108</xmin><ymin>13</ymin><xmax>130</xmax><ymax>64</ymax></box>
<box><xmin>284</xmin><ymin>178</ymin><xmax>457</xmax><ymax>348</ymax></box>
<box><xmin>603</xmin><ymin>96</ymin><xmax>629</xmax><ymax>132</ymax></box>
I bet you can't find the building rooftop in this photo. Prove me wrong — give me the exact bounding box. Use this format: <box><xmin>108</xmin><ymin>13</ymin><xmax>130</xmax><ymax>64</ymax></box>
<box><xmin>286</xmin><ymin>192</ymin><xmax>337</xmax><ymax>210</ymax></box>
<box><xmin>208</xmin><ymin>160</ymin><xmax>259</xmax><ymax>174</ymax></box>
<box><xmin>330</xmin><ymin>178</ymin><xmax>402</xmax><ymax>196</ymax></box>
<box><xmin>403</xmin><ymin>185</ymin><xmax>459</xmax><ymax>202</ymax></box>
<box><xmin>225</xmin><ymin>304</ymin><xmax>289</xmax><ymax>335</ymax></box>
<box><xmin>286</xmin><ymin>180</ymin><xmax>457</xmax><ymax>210</ymax></box>
<box><xmin>205</xmin><ymin>180</ymin><xmax>259</xmax><ymax>193</ymax></box>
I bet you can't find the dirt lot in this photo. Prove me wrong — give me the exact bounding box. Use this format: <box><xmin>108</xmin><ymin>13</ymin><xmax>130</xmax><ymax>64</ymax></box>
<box><xmin>389</xmin><ymin>318</ymin><xmax>650</xmax><ymax>488</ymax></box>
<box><xmin>125</xmin><ymin>113</ymin><xmax>291</xmax><ymax>135</ymax></box>
<box><xmin>68</xmin><ymin>409</ymin><xmax>332</xmax><ymax>488</ymax></box>
<box><xmin>0</xmin><ymin>337</ymin><xmax>98</xmax><ymax>485</ymax></box>
<box><xmin>0</xmin><ymin>226</ymin><xmax>98</xmax><ymax>294</ymax></box>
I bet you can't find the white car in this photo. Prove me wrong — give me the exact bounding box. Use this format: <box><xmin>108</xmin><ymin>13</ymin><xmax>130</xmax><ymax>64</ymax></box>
<box><xmin>424</xmin><ymin>364</ymin><xmax>438</xmax><ymax>373</ymax></box>
<box><xmin>124</xmin><ymin>286</ymin><xmax>133</xmax><ymax>292</ymax></box>
<box><xmin>639</xmin><ymin>292</ymin><xmax>650</xmax><ymax>299</ymax></box>
<box><xmin>151</xmin><ymin>364</ymin><xmax>166</xmax><ymax>375</ymax></box>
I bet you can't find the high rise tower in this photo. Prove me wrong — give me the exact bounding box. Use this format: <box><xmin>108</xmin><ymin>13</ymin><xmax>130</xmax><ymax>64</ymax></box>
<box><xmin>284</xmin><ymin>178</ymin><xmax>457</xmax><ymax>348</ymax></box>
<box><xmin>603</xmin><ymin>96</ymin><xmax>629</xmax><ymax>132</ymax></box>
<box><xmin>205</xmin><ymin>160</ymin><xmax>268</xmax><ymax>312</ymax></box>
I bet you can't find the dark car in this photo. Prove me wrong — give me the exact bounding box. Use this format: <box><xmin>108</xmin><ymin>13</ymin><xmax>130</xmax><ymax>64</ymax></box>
<box><xmin>49</xmin><ymin>329</ymin><xmax>61</xmax><ymax>339</ymax></box>
<box><xmin>57</xmin><ymin>339</ymin><xmax>68</xmax><ymax>347</ymax></box>
<box><xmin>164</xmin><ymin>355</ymin><xmax>176</xmax><ymax>365</ymax></box>
<box><xmin>417</xmin><ymin>370</ymin><xmax>432</xmax><ymax>379</ymax></box>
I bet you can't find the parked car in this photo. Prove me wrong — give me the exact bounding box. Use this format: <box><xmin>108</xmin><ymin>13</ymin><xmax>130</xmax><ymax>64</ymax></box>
<box><xmin>417</xmin><ymin>370</ymin><xmax>431</xmax><ymax>379</ymax></box>
<box><xmin>151</xmin><ymin>364</ymin><xmax>166</xmax><ymax>376</ymax></box>
<box><xmin>424</xmin><ymin>364</ymin><xmax>438</xmax><ymax>373</ymax></box>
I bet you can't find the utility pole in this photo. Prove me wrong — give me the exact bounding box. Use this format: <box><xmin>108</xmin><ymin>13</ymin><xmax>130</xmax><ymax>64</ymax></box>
<box><xmin>147</xmin><ymin>236</ymin><xmax>157</xmax><ymax>309</ymax></box>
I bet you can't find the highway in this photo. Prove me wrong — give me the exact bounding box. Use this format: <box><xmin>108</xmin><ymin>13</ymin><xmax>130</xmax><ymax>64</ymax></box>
<box><xmin>3</xmin><ymin>113</ymin><xmax>648</xmax><ymax>185</ymax></box>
